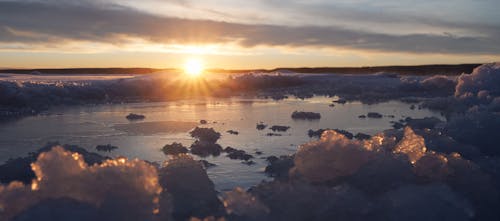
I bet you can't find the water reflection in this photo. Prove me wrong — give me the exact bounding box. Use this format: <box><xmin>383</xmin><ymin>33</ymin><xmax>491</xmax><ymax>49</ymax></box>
<box><xmin>0</xmin><ymin>96</ymin><xmax>443</xmax><ymax>190</ymax></box>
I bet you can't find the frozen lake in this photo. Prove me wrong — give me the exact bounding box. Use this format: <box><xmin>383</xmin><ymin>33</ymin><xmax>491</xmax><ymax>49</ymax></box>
<box><xmin>0</xmin><ymin>96</ymin><xmax>443</xmax><ymax>190</ymax></box>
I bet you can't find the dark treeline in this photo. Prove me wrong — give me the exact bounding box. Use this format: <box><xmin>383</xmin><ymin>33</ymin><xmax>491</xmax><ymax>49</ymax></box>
<box><xmin>268</xmin><ymin>63</ymin><xmax>482</xmax><ymax>75</ymax></box>
<box><xmin>0</xmin><ymin>68</ymin><xmax>168</xmax><ymax>75</ymax></box>
<box><xmin>1</xmin><ymin>63</ymin><xmax>482</xmax><ymax>75</ymax></box>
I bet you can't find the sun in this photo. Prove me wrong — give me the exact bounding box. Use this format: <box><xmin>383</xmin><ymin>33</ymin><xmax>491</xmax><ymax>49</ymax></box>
<box><xmin>183</xmin><ymin>58</ymin><xmax>205</xmax><ymax>77</ymax></box>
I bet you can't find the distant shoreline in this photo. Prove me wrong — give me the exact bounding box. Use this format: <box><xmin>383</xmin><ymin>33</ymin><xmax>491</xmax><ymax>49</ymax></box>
<box><xmin>0</xmin><ymin>63</ymin><xmax>482</xmax><ymax>76</ymax></box>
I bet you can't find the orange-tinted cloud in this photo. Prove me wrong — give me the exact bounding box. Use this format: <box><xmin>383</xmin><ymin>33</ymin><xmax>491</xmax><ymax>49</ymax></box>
<box><xmin>1</xmin><ymin>1</ymin><xmax>499</xmax><ymax>55</ymax></box>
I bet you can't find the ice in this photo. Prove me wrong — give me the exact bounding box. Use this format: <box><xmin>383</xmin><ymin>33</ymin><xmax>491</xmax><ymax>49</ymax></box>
<box><xmin>455</xmin><ymin>63</ymin><xmax>500</xmax><ymax>104</ymax></box>
<box><xmin>393</xmin><ymin>127</ymin><xmax>427</xmax><ymax>164</ymax></box>
<box><xmin>0</xmin><ymin>69</ymin><xmax>459</xmax><ymax>121</ymax></box>
<box><xmin>126</xmin><ymin>113</ymin><xmax>145</xmax><ymax>121</ymax></box>
<box><xmin>403</xmin><ymin>117</ymin><xmax>443</xmax><ymax>130</ymax></box>
<box><xmin>413</xmin><ymin>153</ymin><xmax>450</xmax><ymax>181</ymax></box>
<box><xmin>348</xmin><ymin>153</ymin><xmax>415</xmax><ymax>194</ymax></box>
<box><xmin>190</xmin><ymin>127</ymin><xmax>221</xmax><ymax>143</ymax></box>
<box><xmin>11</xmin><ymin>198</ymin><xmax>100</xmax><ymax>221</ymax></box>
<box><xmin>224</xmin><ymin>147</ymin><xmax>254</xmax><ymax>161</ymax></box>
<box><xmin>414</xmin><ymin>129</ymin><xmax>481</xmax><ymax>160</ymax></box>
<box><xmin>0</xmin><ymin>147</ymin><xmax>165</xmax><ymax>221</ymax></box>
<box><xmin>95</xmin><ymin>144</ymin><xmax>118</xmax><ymax>152</ymax></box>
<box><xmin>159</xmin><ymin>155</ymin><xmax>224</xmax><ymax>220</ymax></box>
<box><xmin>292</xmin><ymin>130</ymin><xmax>373</xmax><ymax>184</ymax></box>
<box><xmin>291</xmin><ymin>111</ymin><xmax>321</xmax><ymax>120</ymax></box>
<box><xmin>378</xmin><ymin>184</ymin><xmax>473</xmax><ymax>221</ymax></box>
<box><xmin>248</xmin><ymin>181</ymin><xmax>373</xmax><ymax>221</ymax></box>
<box><xmin>367</xmin><ymin>112</ymin><xmax>383</xmax><ymax>118</ymax></box>
<box><xmin>1</xmin><ymin>64</ymin><xmax>500</xmax><ymax>220</ymax></box>
<box><xmin>162</xmin><ymin>142</ymin><xmax>188</xmax><ymax>155</ymax></box>
<box><xmin>189</xmin><ymin>127</ymin><xmax>223</xmax><ymax>157</ymax></box>
<box><xmin>269</xmin><ymin>125</ymin><xmax>290</xmax><ymax>132</ymax></box>
<box><xmin>264</xmin><ymin>155</ymin><xmax>294</xmax><ymax>180</ymax></box>
<box><xmin>222</xmin><ymin>187</ymin><xmax>269</xmax><ymax>219</ymax></box>
<box><xmin>0</xmin><ymin>142</ymin><xmax>108</xmax><ymax>184</ymax></box>
<box><xmin>255</xmin><ymin>122</ymin><xmax>267</xmax><ymax>130</ymax></box>
<box><xmin>1</xmin><ymin>122</ymin><xmax>499</xmax><ymax>220</ymax></box>
<box><xmin>420</xmin><ymin>75</ymin><xmax>456</xmax><ymax>94</ymax></box>
<box><xmin>445</xmin><ymin>111</ymin><xmax>500</xmax><ymax>156</ymax></box>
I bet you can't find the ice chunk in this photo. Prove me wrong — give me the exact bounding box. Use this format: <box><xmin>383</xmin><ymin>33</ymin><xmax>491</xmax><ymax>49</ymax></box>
<box><xmin>0</xmin><ymin>147</ymin><xmax>165</xmax><ymax>221</ymax></box>
<box><xmin>269</xmin><ymin>125</ymin><xmax>290</xmax><ymax>132</ymax></box>
<box><xmin>95</xmin><ymin>144</ymin><xmax>118</xmax><ymax>152</ymax></box>
<box><xmin>455</xmin><ymin>63</ymin><xmax>500</xmax><ymax>102</ymax></box>
<box><xmin>293</xmin><ymin>130</ymin><xmax>373</xmax><ymax>183</ymax></box>
<box><xmin>249</xmin><ymin>181</ymin><xmax>373</xmax><ymax>221</ymax></box>
<box><xmin>126</xmin><ymin>113</ymin><xmax>145</xmax><ymax>121</ymax></box>
<box><xmin>291</xmin><ymin>111</ymin><xmax>321</xmax><ymax>120</ymax></box>
<box><xmin>222</xmin><ymin>187</ymin><xmax>269</xmax><ymax>218</ymax></box>
<box><xmin>190</xmin><ymin>127</ymin><xmax>221</xmax><ymax>143</ymax></box>
<box><xmin>162</xmin><ymin>142</ymin><xmax>189</xmax><ymax>155</ymax></box>
<box><xmin>393</xmin><ymin>127</ymin><xmax>427</xmax><ymax>164</ymax></box>
<box><xmin>349</xmin><ymin>154</ymin><xmax>415</xmax><ymax>194</ymax></box>
<box><xmin>159</xmin><ymin>155</ymin><xmax>224</xmax><ymax>220</ymax></box>
<box><xmin>379</xmin><ymin>184</ymin><xmax>474</xmax><ymax>221</ymax></box>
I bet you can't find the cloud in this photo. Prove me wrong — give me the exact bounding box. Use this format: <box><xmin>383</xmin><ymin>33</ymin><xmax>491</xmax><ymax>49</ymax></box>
<box><xmin>0</xmin><ymin>1</ymin><xmax>499</xmax><ymax>54</ymax></box>
<box><xmin>254</xmin><ymin>0</ymin><xmax>500</xmax><ymax>35</ymax></box>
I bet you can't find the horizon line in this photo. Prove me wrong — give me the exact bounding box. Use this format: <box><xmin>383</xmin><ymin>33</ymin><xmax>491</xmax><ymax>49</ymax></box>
<box><xmin>0</xmin><ymin>62</ymin><xmax>489</xmax><ymax>72</ymax></box>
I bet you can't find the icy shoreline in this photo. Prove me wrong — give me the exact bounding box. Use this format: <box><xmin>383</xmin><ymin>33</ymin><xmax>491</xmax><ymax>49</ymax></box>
<box><xmin>0</xmin><ymin>63</ymin><xmax>499</xmax><ymax>220</ymax></box>
<box><xmin>0</xmin><ymin>68</ymin><xmax>458</xmax><ymax>121</ymax></box>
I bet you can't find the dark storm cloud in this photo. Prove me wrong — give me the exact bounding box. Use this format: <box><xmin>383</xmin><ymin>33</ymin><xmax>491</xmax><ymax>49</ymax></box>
<box><xmin>0</xmin><ymin>0</ymin><xmax>499</xmax><ymax>54</ymax></box>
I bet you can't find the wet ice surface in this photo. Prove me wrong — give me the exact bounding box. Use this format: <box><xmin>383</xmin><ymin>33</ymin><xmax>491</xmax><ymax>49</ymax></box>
<box><xmin>0</xmin><ymin>96</ymin><xmax>443</xmax><ymax>190</ymax></box>
<box><xmin>1</xmin><ymin>64</ymin><xmax>499</xmax><ymax>220</ymax></box>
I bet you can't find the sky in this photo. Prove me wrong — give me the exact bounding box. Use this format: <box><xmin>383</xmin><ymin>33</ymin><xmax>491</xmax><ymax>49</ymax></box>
<box><xmin>0</xmin><ymin>0</ymin><xmax>499</xmax><ymax>69</ymax></box>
